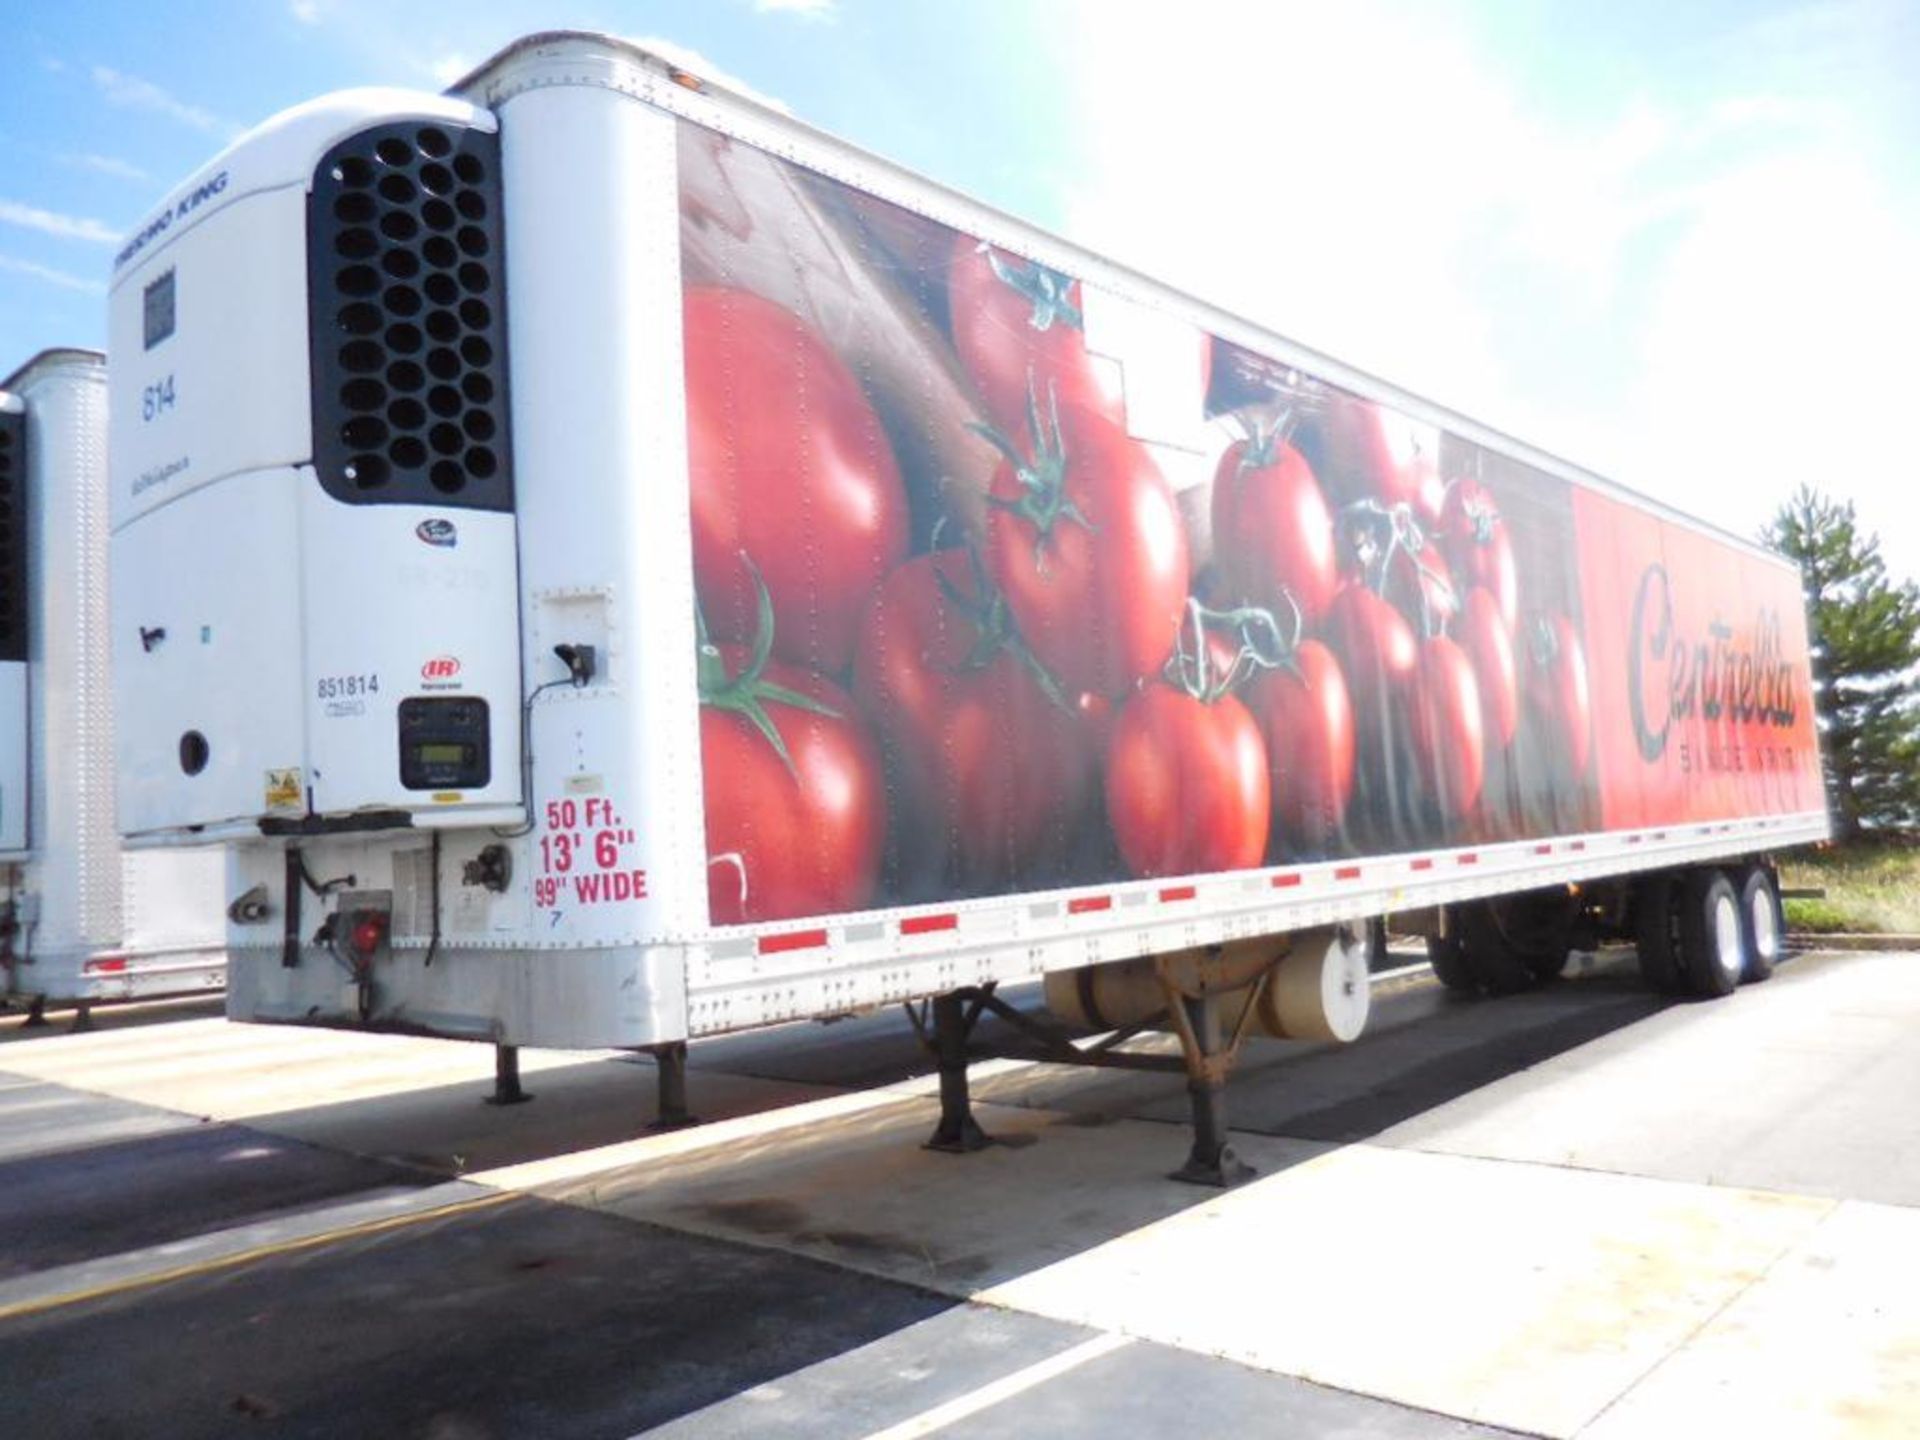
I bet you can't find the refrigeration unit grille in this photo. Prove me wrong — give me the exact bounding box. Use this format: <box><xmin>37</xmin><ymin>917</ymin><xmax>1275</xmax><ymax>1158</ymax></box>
<box><xmin>0</xmin><ymin>404</ymin><xmax>24</xmax><ymax>662</ymax></box>
<box><xmin>308</xmin><ymin>120</ymin><xmax>512</xmax><ymax>510</ymax></box>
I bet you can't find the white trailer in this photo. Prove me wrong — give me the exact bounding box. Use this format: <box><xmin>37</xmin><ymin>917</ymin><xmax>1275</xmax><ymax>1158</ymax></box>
<box><xmin>108</xmin><ymin>34</ymin><xmax>1825</xmax><ymax>1179</ymax></box>
<box><xmin>0</xmin><ymin>350</ymin><xmax>226</xmax><ymax>1023</ymax></box>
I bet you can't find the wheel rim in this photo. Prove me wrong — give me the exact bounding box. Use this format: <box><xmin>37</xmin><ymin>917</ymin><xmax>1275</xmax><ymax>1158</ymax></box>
<box><xmin>1749</xmin><ymin>886</ymin><xmax>1779</xmax><ymax>962</ymax></box>
<box><xmin>1713</xmin><ymin>891</ymin><xmax>1743</xmax><ymax>980</ymax></box>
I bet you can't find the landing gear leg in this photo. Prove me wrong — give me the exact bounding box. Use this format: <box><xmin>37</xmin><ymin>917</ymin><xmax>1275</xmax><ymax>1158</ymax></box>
<box><xmin>486</xmin><ymin>1042</ymin><xmax>532</xmax><ymax>1106</ymax></box>
<box><xmin>922</xmin><ymin>990</ymin><xmax>992</xmax><ymax>1153</ymax></box>
<box><xmin>69</xmin><ymin>1002</ymin><xmax>93</xmax><ymax>1034</ymax></box>
<box><xmin>646</xmin><ymin>1041</ymin><xmax>697</xmax><ymax>1131</ymax></box>
<box><xmin>1165</xmin><ymin>986</ymin><xmax>1257</xmax><ymax>1189</ymax></box>
<box><xmin>22</xmin><ymin>996</ymin><xmax>47</xmax><ymax>1028</ymax></box>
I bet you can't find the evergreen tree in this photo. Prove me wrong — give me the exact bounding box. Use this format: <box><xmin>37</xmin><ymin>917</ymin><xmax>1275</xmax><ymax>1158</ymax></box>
<box><xmin>1763</xmin><ymin>487</ymin><xmax>1920</xmax><ymax>836</ymax></box>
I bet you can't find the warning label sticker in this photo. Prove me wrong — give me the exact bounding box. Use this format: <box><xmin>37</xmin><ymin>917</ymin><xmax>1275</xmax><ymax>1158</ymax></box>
<box><xmin>264</xmin><ymin>768</ymin><xmax>303</xmax><ymax>815</ymax></box>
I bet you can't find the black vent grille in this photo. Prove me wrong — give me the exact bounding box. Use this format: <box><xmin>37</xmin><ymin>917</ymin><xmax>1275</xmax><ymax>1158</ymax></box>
<box><xmin>0</xmin><ymin>404</ymin><xmax>24</xmax><ymax>663</ymax></box>
<box><xmin>308</xmin><ymin>120</ymin><xmax>511</xmax><ymax>510</ymax></box>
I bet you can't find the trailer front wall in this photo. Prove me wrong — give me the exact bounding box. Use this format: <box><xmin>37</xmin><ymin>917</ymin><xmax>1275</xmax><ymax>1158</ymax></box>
<box><xmin>669</xmin><ymin>119</ymin><xmax>1822</xmax><ymax>929</ymax></box>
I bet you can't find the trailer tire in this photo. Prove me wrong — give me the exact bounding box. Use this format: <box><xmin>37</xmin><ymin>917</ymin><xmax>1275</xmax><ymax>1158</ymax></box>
<box><xmin>1484</xmin><ymin>890</ymin><xmax>1574</xmax><ymax>985</ymax></box>
<box><xmin>1633</xmin><ymin>874</ymin><xmax>1685</xmax><ymax>993</ymax></box>
<box><xmin>1456</xmin><ymin>903</ymin><xmax>1536</xmax><ymax>995</ymax></box>
<box><xmin>1679</xmin><ymin>868</ymin><xmax>1744</xmax><ymax>999</ymax></box>
<box><xmin>1426</xmin><ymin>929</ymin><xmax>1482</xmax><ymax>994</ymax></box>
<box><xmin>1736</xmin><ymin>864</ymin><xmax>1782</xmax><ymax>984</ymax></box>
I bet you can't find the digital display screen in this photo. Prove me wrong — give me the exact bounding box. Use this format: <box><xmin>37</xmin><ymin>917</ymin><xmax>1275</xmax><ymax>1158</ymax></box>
<box><xmin>415</xmin><ymin>743</ymin><xmax>467</xmax><ymax>765</ymax></box>
<box><xmin>143</xmin><ymin>269</ymin><xmax>176</xmax><ymax>351</ymax></box>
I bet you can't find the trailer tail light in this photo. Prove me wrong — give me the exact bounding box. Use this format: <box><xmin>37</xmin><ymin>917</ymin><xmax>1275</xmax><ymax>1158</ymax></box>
<box><xmin>349</xmin><ymin>913</ymin><xmax>388</xmax><ymax>959</ymax></box>
<box><xmin>308</xmin><ymin>120</ymin><xmax>512</xmax><ymax>511</ymax></box>
<box><xmin>84</xmin><ymin>955</ymin><xmax>129</xmax><ymax>975</ymax></box>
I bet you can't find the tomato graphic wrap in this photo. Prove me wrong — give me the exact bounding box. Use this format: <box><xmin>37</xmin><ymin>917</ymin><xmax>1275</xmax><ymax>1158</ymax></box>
<box><xmin>675</xmin><ymin>120</ymin><xmax>1823</xmax><ymax>927</ymax></box>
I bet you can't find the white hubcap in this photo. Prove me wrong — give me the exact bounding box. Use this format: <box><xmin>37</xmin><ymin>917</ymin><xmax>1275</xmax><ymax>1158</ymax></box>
<box><xmin>1749</xmin><ymin>886</ymin><xmax>1779</xmax><ymax>962</ymax></box>
<box><xmin>1713</xmin><ymin>892</ymin><xmax>1744</xmax><ymax>980</ymax></box>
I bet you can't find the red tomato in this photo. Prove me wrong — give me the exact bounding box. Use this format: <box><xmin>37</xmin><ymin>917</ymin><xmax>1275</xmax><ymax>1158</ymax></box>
<box><xmin>1435</xmin><ymin>479</ymin><xmax>1519</xmax><ymax>634</ymax></box>
<box><xmin>1323</xmin><ymin>582</ymin><xmax>1419</xmax><ymax>780</ymax></box>
<box><xmin>1211</xmin><ymin>431</ymin><xmax>1338</xmax><ymax>629</ymax></box>
<box><xmin>703</xmin><ymin>650</ymin><xmax>885</xmax><ymax>925</ymax></box>
<box><xmin>1524</xmin><ymin>612</ymin><xmax>1593</xmax><ymax>778</ymax></box>
<box><xmin>983</xmin><ymin>402</ymin><xmax>1191</xmax><ymax>699</ymax></box>
<box><xmin>685</xmin><ymin>286</ymin><xmax>909</xmax><ymax>674</ymax></box>
<box><xmin>1106</xmin><ymin>685</ymin><xmax>1270</xmax><ymax>878</ymax></box>
<box><xmin>948</xmin><ymin>237</ymin><xmax>1126</xmax><ymax>436</ymax></box>
<box><xmin>1323</xmin><ymin>584</ymin><xmax>1419</xmax><ymax>700</ymax></box>
<box><xmin>1314</xmin><ymin>395</ymin><xmax>1444</xmax><ymax>521</ymax></box>
<box><xmin>1458</xmin><ymin>586</ymin><xmax>1519</xmax><ymax>749</ymax></box>
<box><xmin>853</xmin><ymin>552</ymin><xmax>1095</xmax><ymax>888</ymax></box>
<box><xmin>1246</xmin><ymin>640</ymin><xmax>1355</xmax><ymax>854</ymax></box>
<box><xmin>1406</xmin><ymin>636</ymin><xmax>1486</xmax><ymax>820</ymax></box>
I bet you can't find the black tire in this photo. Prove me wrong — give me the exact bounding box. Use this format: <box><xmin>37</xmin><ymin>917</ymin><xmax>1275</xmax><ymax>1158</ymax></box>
<box><xmin>1456</xmin><ymin>902</ymin><xmax>1536</xmax><ymax>995</ymax></box>
<box><xmin>1634</xmin><ymin>873</ymin><xmax>1684</xmax><ymax>993</ymax></box>
<box><xmin>1735</xmin><ymin>864</ymin><xmax>1782</xmax><ymax>984</ymax></box>
<box><xmin>1514</xmin><ymin>896</ymin><xmax>1574</xmax><ymax>982</ymax></box>
<box><xmin>1679</xmin><ymin>868</ymin><xmax>1744</xmax><ymax>999</ymax></box>
<box><xmin>1427</xmin><ymin>928</ymin><xmax>1481</xmax><ymax>994</ymax></box>
<box><xmin>1486</xmin><ymin>889</ymin><xmax>1574</xmax><ymax>984</ymax></box>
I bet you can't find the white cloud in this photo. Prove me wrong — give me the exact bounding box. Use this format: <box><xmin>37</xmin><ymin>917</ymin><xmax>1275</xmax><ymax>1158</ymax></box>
<box><xmin>427</xmin><ymin>52</ymin><xmax>473</xmax><ymax>86</ymax></box>
<box><xmin>754</xmin><ymin>0</ymin><xmax>837</xmax><ymax>17</ymax></box>
<box><xmin>1625</xmin><ymin>148</ymin><xmax>1920</xmax><ymax>566</ymax></box>
<box><xmin>66</xmin><ymin>152</ymin><xmax>150</xmax><ymax>183</ymax></box>
<box><xmin>0</xmin><ymin>198</ymin><xmax>119</xmax><ymax>245</ymax></box>
<box><xmin>1055</xmin><ymin>0</ymin><xmax>1920</xmax><ymax>582</ymax></box>
<box><xmin>290</xmin><ymin>0</ymin><xmax>322</xmax><ymax>22</ymax></box>
<box><xmin>90</xmin><ymin>65</ymin><xmax>236</xmax><ymax>139</ymax></box>
<box><xmin>0</xmin><ymin>253</ymin><xmax>106</xmax><ymax>294</ymax></box>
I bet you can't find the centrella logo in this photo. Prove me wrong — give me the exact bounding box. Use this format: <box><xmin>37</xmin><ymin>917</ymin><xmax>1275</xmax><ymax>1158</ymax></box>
<box><xmin>415</xmin><ymin>518</ymin><xmax>457</xmax><ymax>548</ymax></box>
<box><xmin>1628</xmin><ymin>564</ymin><xmax>1800</xmax><ymax>762</ymax></box>
<box><xmin>421</xmin><ymin>656</ymin><xmax>461</xmax><ymax>681</ymax></box>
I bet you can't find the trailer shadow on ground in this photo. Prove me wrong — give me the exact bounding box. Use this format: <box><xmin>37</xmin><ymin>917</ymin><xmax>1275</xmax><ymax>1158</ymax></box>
<box><xmin>0</xmin><ymin>993</ymin><xmax>224</xmax><ymax>1042</ymax></box>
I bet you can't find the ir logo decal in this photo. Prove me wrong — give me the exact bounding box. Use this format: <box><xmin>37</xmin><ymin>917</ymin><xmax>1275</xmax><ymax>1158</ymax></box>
<box><xmin>421</xmin><ymin>656</ymin><xmax>462</xmax><ymax>687</ymax></box>
<box><xmin>415</xmin><ymin>518</ymin><xmax>458</xmax><ymax>548</ymax></box>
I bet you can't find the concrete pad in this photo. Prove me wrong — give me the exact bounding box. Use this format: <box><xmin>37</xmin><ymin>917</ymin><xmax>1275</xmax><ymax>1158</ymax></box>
<box><xmin>495</xmin><ymin>1069</ymin><xmax>1846</xmax><ymax>1438</ymax></box>
<box><xmin>1377</xmin><ymin>950</ymin><xmax>1920</xmax><ymax>1207</ymax></box>
<box><xmin>253</xmin><ymin>1062</ymin><xmax>845</xmax><ymax>1176</ymax></box>
<box><xmin>1583</xmin><ymin>1199</ymin><xmax>1920</xmax><ymax>1439</ymax></box>
<box><xmin>646</xmin><ymin>1309</ymin><xmax>1516</xmax><ymax>1440</ymax></box>
<box><xmin>0</xmin><ymin>1016</ymin><xmax>854</xmax><ymax>1176</ymax></box>
<box><xmin>977</xmin><ymin>1144</ymin><xmax>1832</xmax><ymax>1438</ymax></box>
<box><xmin>496</xmin><ymin>1088</ymin><xmax>1331</xmax><ymax>1294</ymax></box>
<box><xmin>0</xmin><ymin>1017</ymin><xmax>620</xmax><ymax>1122</ymax></box>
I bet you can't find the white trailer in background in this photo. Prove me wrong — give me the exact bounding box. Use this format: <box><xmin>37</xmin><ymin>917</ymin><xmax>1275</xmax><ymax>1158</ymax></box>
<box><xmin>108</xmin><ymin>34</ymin><xmax>1824</xmax><ymax>1181</ymax></box>
<box><xmin>0</xmin><ymin>350</ymin><xmax>226</xmax><ymax>1024</ymax></box>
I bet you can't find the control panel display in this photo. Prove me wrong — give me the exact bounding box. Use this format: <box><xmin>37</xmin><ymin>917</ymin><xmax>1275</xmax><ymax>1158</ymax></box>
<box><xmin>398</xmin><ymin>696</ymin><xmax>490</xmax><ymax>790</ymax></box>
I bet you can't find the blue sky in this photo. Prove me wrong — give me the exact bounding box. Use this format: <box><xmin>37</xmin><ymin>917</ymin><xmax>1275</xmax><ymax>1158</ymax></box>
<box><xmin>4</xmin><ymin>0</ymin><xmax>1917</xmax><ymax>580</ymax></box>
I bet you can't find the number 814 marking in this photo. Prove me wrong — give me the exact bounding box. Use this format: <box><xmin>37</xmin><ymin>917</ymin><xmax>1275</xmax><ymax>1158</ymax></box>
<box><xmin>142</xmin><ymin>375</ymin><xmax>176</xmax><ymax>421</ymax></box>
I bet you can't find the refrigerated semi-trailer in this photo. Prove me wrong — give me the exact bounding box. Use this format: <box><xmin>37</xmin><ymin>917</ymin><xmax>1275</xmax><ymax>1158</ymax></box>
<box><xmin>1</xmin><ymin>350</ymin><xmax>227</xmax><ymax>1022</ymax></box>
<box><xmin>107</xmin><ymin>33</ymin><xmax>1825</xmax><ymax>1180</ymax></box>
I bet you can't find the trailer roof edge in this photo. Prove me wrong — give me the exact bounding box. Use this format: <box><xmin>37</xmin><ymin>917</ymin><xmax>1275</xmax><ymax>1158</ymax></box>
<box><xmin>2</xmin><ymin>348</ymin><xmax>107</xmax><ymax>395</ymax></box>
<box><xmin>451</xmin><ymin>29</ymin><xmax>1796</xmax><ymax>576</ymax></box>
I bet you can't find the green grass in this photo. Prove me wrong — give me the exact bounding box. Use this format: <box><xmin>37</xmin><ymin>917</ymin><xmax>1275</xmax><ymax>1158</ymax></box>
<box><xmin>1778</xmin><ymin>838</ymin><xmax>1920</xmax><ymax>935</ymax></box>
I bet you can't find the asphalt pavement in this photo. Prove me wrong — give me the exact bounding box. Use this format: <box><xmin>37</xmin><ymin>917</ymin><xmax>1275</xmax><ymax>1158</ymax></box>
<box><xmin>0</xmin><ymin>945</ymin><xmax>1913</xmax><ymax>1438</ymax></box>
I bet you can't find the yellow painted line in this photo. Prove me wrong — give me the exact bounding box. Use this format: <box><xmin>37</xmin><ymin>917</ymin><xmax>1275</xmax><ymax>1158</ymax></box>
<box><xmin>0</xmin><ymin>1190</ymin><xmax>514</xmax><ymax>1325</ymax></box>
<box><xmin>855</xmin><ymin>1332</ymin><xmax>1134</xmax><ymax>1440</ymax></box>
